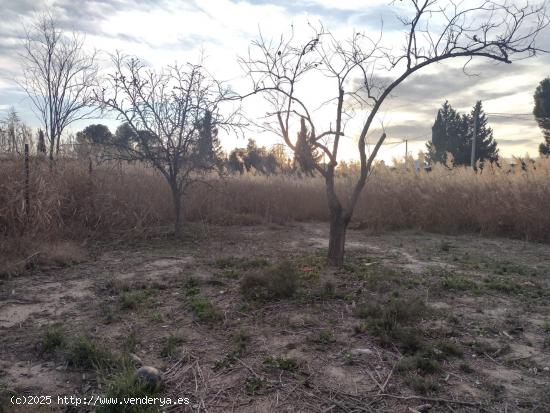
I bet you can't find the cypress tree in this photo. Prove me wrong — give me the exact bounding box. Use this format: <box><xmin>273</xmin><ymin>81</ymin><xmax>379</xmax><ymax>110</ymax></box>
<box><xmin>426</xmin><ymin>101</ymin><xmax>467</xmax><ymax>165</ymax></box>
<box><xmin>426</xmin><ymin>100</ymin><xmax>498</xmax><ymax>166</ymax></box>
<box><xmin>467</xmin><ymin>101</ymin><xmax>498</xmax><ymax>165</ymax></box>
<box><xmin>534</xmin><ymin>78</ymin><xmax>550</xmax><ymax>156</ymax></box>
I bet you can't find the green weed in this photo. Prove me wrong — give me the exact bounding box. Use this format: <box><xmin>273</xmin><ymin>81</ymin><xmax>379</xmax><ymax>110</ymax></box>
<box><xmin>160</xmin><ymin>334</ymin><xmax>185</xmax><ymax>359</ymax></box>
<box><xmin>189</xmin><ymin>296</ymin><xmax>222</xmax><ymax>324</ymax></box>
<box><xmin>240</xmin><ymin>261</ymin><xmax>298</xmax><ymax>302</ymax></box>
<box><xmin>245</xmin><ymin>377</ymin><xmax>271</xmax><ymax>395</ymax></box>
<box><xmin>40</xmin><ymin>324</ymin><xmax>65</xmax><ymax>353</ymax></box>
<box><xmin>263</xmin><ymin>356</ymin><xmax>298</xmax><ymax>372</ymax></box>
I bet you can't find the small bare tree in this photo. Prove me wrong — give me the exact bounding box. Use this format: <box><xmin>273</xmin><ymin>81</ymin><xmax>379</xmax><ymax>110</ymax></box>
<box><xmin>95</xmin><ymin>53</ymin><xmax>238</xmax><ymax>236</ymax></box>
<box><xmin>0</xmin><ymin>107</ymin><xmax>33</xmax><ymax>155</ymax></box>
<box><xmin>19</xmin><ymin>13</ymin><xmax>98</xmax><ymax>161</ymax></box>
<box><xmin>239</xmin><ymin>0</ymin><xmax>548</xmax><ymax>266</ymax></box>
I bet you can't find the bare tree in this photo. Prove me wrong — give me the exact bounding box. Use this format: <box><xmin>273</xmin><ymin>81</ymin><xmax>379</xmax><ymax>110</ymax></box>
<box><xmin>0</xmin><ymin>107</ymin><xmax>33</xmax><ymax>155</ymax></box>
<box><xmin>94</xmin><ymin>53</ymin><xmax>238</xmax><ymax>236</ymax></box>
<box><xmin>19</xmin><ymin>13</ymin><xmax>98</xmax><ymax>161</ymax></box>
<box><xmin>238</xmin><ymin>0</ymin><xmax>548</xmax><ymax>266</ymax></box>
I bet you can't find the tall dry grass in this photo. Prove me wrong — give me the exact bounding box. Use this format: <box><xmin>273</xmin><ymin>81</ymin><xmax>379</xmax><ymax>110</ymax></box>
<box><xmin>2</xmin><ymin>156</ymin><xmax>550</xmax><ymax>273</ymax></box>
<box><xmin>187</xmin><ymin>160</ymin><xmax>550</xmax><ymax>242</ymax></box>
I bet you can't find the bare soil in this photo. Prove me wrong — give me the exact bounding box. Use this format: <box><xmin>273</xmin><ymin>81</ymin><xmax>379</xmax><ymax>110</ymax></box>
<box><xmin>1</xmin><ymin>223</ymin><xmax>549</xmax><ymax>412</ymax></box>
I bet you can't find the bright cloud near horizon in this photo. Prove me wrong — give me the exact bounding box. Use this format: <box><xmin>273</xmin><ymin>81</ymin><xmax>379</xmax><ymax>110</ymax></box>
<box><xmin>0</xmin><ymin>0</ymin><xmax>549</xmax><ymax>162</ymax></box>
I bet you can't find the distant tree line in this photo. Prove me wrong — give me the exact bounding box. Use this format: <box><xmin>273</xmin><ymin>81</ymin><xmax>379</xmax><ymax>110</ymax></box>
<box><xmin>74</xmin><ymin>124</ymin><xmax>319</xmax><ymax>176</ymax></box>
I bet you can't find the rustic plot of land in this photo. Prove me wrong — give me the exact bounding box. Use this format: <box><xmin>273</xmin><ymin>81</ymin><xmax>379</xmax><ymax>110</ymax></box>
<box><xmin>1</xmin><ymin>223</ymin><xmax>549</xmax><ymax>412</ymax></box>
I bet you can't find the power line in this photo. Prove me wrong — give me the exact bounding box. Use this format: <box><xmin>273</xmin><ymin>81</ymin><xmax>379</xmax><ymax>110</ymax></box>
<box><xmin>486</xmin><ymin>112</ymin><xmax>532</xmax><ymax>116</ymax></box>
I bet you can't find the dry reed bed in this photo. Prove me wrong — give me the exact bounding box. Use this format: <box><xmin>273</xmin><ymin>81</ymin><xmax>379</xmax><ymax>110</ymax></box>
<box><xmin>1</xmin><ymin>157</ymin><xmax>550</xmax><ymax>263</ymax></box>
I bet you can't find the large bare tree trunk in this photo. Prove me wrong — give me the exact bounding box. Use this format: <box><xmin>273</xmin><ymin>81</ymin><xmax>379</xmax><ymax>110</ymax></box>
<box><xmin>327</xmin><ymin>208</ymin><xmax>349</xmax><ymax>267</ymax></box>
<box><xmin>326</xmin><ymin>173</ymin><xmax>349</xmax><ymax>266</ymax></box>
<box><xmin>48</xmin><ymin>127</ymin><xmax>55</xmax><ymax>162</ymax></box>
<box><xmin>170</xmin><ymin>183</ymin><xmax>184</xmax><ymax>238</ymax></box>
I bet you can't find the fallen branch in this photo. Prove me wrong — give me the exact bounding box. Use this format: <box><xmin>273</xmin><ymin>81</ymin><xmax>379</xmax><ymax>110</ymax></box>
<box><xmin>376</xmin><ymin>393</ymin><xmax>484</xmax><ymax>408</ymax></box>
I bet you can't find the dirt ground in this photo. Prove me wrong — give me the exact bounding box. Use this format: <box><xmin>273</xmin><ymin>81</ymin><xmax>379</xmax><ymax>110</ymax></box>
<box><xmin>1</xmin><ymin>223</ymin><xmax>549</xmax><ymax>412</ymax></box>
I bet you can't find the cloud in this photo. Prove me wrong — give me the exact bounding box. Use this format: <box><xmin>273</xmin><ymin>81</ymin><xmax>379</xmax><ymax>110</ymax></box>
<box><xmin>498</xmin><ymin>137</ymin><xmax>539</xmax><ymax>146</ymax></box>
<box><xmin>0</xmin><ymin>0</ymin><xmax>46</xmax><ymax>20</ymax></box>
<box><xmin>364</xmin><ymin>59</ymin><xmax>532</xmax><ymax>111</ymax></box>
<box><xmin>375</xmin><ymin>120</ymin><xmax>431</xmax><ymax>141</ymax></box>
<box><xmin>0</xmin><ymin>0</ymin><xmax>547</xmax><ymax>158</ymax></box>
<box><xmin>236</xmin><ymin>0</ymin><xmax>355</xmax><ymax>23</ymax></box>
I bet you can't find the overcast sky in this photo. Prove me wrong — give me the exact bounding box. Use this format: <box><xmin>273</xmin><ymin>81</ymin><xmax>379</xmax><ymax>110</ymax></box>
<box><xmin>0</xmin><ymin>0</ymin><xmax>548</xmax><ymax>162</ymax></box>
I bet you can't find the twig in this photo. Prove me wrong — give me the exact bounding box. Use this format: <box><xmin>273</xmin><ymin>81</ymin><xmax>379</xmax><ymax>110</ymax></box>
<box><xmin>376</xmin><ymin>393</ymin><xmax>484</xmax><ymax>408</ymax></box>
<box><xmin>366</xmin><ymin>370</ymin><xmax>383</xmax><ymax>392</ymax></box>
<box><xmin>235</xmin><ymin>358</ymin><xmax>262</xmax><ymax>379</ymax></box>
<box><xmin>378</xmin><ymin>362</ymin><xmax>397</xmax><ymax>394</ymax></box>
<box><xmin>14</xmin><ymin>252</ymin><xmax>40</xmax><ymax>267</ymax></box>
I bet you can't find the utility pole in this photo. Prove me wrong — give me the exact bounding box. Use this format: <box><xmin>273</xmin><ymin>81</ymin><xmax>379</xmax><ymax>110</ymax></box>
<box><xmin>470</xmin><ymin>104</ymin><xmax>478</xmax><ymax>170</ymax></box>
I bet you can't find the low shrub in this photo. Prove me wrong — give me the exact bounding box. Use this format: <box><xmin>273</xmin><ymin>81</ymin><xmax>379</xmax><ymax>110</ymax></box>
<box><xmin>240</xmin><ymin>261</ymin><xmax>298</xmax><ymax>302</ymax></box>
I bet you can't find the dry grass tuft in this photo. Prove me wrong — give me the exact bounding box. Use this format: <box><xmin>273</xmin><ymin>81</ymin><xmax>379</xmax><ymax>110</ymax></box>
<box><xmin>34</xmin><ymin>241</ymin><xmax>87</xmax><ymax>267</ymax></box>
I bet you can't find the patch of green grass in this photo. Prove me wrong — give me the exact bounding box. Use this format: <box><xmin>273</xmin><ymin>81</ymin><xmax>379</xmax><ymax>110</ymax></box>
<box><xmin>339</xmin><ymin>262</ymin><xmax>403</xmax><ymax>292</ymax></box>
<box><xmin>105</xmin><ymin>279</ymin><xmax>131</xmax><ymax>295</ymax></box>
<box><xmin>263</xmin><ymin>356</ymin><xmax>298</xmax><ymax>372</ymax></box>
<box><xmin>293</xmin><ymin>251</ymin><xmax>325</xmax><ymax>279</ymax></box>
<box><xmin>160</xmin><ymin>334</ymin><xmax>185</xmax><ymax>359</ymax></box>
<box><xmin>96</xmin><ymin>362</ymin><xmax>162</xmax><ymax>413</ymax></box>
<box><xmin>245</xmin><ymin>377</ymin><xmax>271</xmax><ymax>395</ymax></box>
<box><xmin>493</xmin><ymin>262</ymin><xmax>537</xmax><ymax>277</ymax></box>
<box><xmin>352</xmin><ymin>322</ymin><xmax>369</xmax><ymax>335</ymax></box>
<box><xmin>459</xmin><ymin>255</ymin><xmax>539</xmax><ymax>277</ymax></box>
<box><xmin>240</xmin><ymin>261</ymin><xmax>298</xmax><ymax>302</ymax></box>
<box><xmin>214</xmin><ymin>330</ymin><xmax>251</xmax><ymax>371</ymax></box>
<box><xmin>483</xmin><ymin>276</ymin><xmax>525</xmax><ymax>295</ymax></box>
<box><xmin>0</xmin><ymin>383</ymin><xmax>17</xmax><ymax>411</ymax></box>
<box><xmin>356</xmin><ymin>297</ymin><xmax>430</xmax><ymax>354</ymax></box>
<box><xmin>181</xmin><ymin>277</ymin><xmax>200</xmax><ymax>296</ymax></box>
<box><xmin>65</xmin><ymin>336</ymin><xmax>119</xmax><ymax>370</ymax></box>
<box><xmin>486</xmin><ymin>382</ymin><xmax>506</xmax><ymax>398</ymax></box>
<box><xmin>439</xmin><ymin>241</ymin><xmax>453</xmax><ymax>252</ymax></box>
<box><xmin>233</xmin><ymin>330</ymin><xmax>250</xmax><ymax>353</ymax></box>
<box><xmin>440</xmin><ymin>275</ymin><xmax>479</xmax><ymax>292</ymax></box>
<box><xmin>101</xmin><ymin>305</ymin><xmax>120</xmax><ymax>324</ymax></box>
<box><xmin>342</xmin><ymin>351</ymin><xmax>354</xmax><ymax>365</ymax></box>
<box><xmin>123</xmin><ymin>330</ymin><xmax>139</xmax><ymax>353</ymax></box>
<box><xmin>221</xmin><ymin>269</ymin><xmax>241</xmax><ymax>279</ymax></box>
<box><xmin>320</xmin><ymin>281</ymin><xmax>336</xmax><ymax>298</ymax></box>
<box><xmin>436</xmin><ymin>341</ymin><xmax>463</xmax><ymax>358</ymax></box>
<box><xmin>405</xmin><ymin>375</ymin><xmax>439</xmax><ymax>394</ymax></box>
<box><xmin>459</xmin><ymin>362</ymin><xmax>474</xmax><ymax>374</ymax></box>
<box><xmin>447</xmin><ymin>314</ymin><xmax>460</xmax><ymax>325</ymax></box>
<box><xmin>119</xmin><ymin>290</ymin><xmax>153</xmax><ymax>311</ymax></box>
<box><xmin>397</xmin><ymin>356</ymin><xmax>441</xmax><ymax>375</ymax></box>
<box><xmin>189</xmin><ymin>296</ymin><xmax>222</xmax><ymax>324</ymax></box>
<box><xmin>296</xmin><ymin>280</ymin><xmax>344</xmax><ymax>303</ymax></box>
<box><xmin>467</xmin><ymin>340</ymin><xmax>499</xmax><ymax>356</ymax></box>
<box><xmin>215</xmin><ymin>256</ymin><xmax>269</xmax><ymax>270</ymax></box>
<box><xmin>39</xmin><ymin>329</ymin><xmax>122</xmax><ymax>372</ymax></box>
<box><xmin>308</xmin><ymin>330</ymin><xmax>335</xmax><ymax>346</ymax></box>
<box><xmin>149</xmin><ymin>311</ymin><xmax>164</xmax><ymax>323</ymax></box>
<box><xmin>40</xmin><ymin>324</ymin><xmax>65</xmax><ymax>353</ymax></box>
